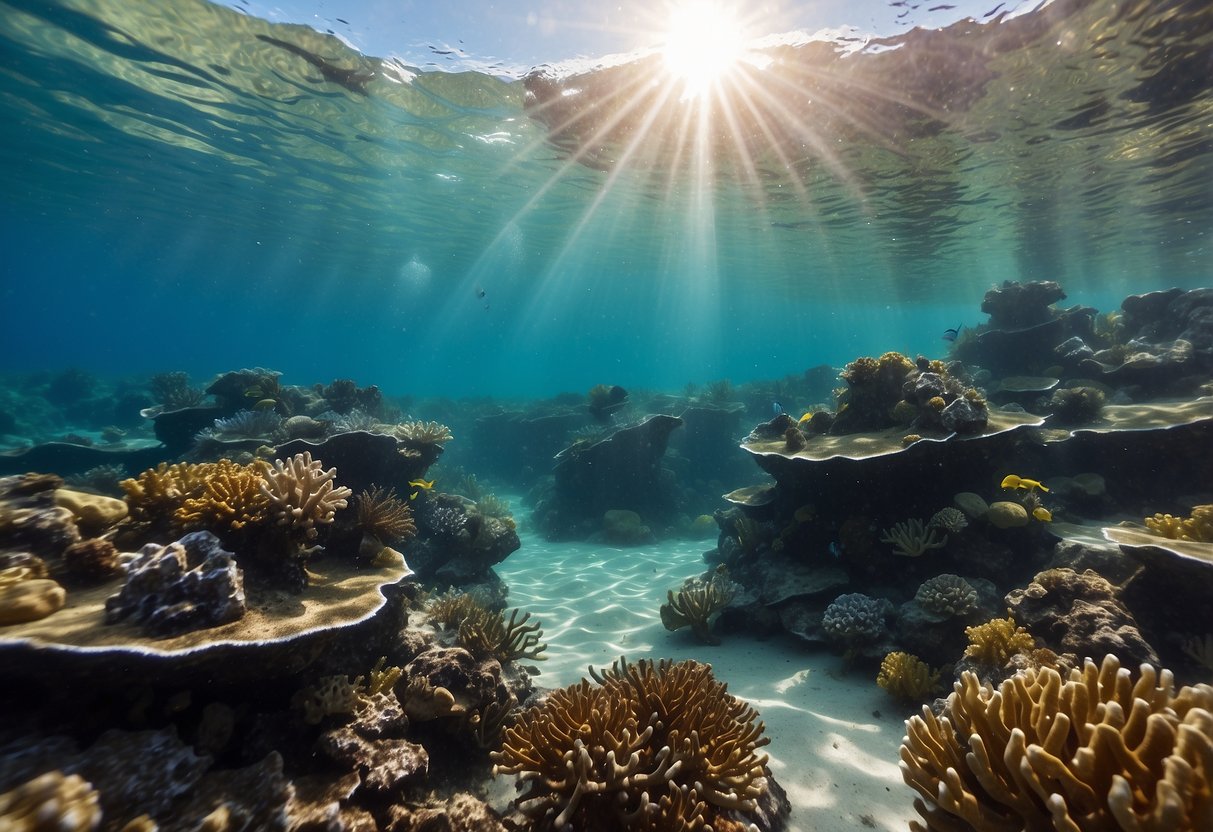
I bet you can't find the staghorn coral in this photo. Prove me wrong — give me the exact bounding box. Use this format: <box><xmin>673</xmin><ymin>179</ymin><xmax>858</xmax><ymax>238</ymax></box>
<box><xmin>259</xmin><ymin>452</ymin><xmax>352</xmax><ymax>542</ymax></box>
<box><xmin>174</xmin><ymin>459</ymin><xmax>271</xmax><ymax>536</ymax></box>
<box><xmin>878</xmin><ymin>652</ymin><xmax>941</xmax><ymax>702</ymax></box>
<box><xmin>660</xmin><ymin>566</ymin><xmax>737</xmax><ymax>645</ymax></box>
<box><xmin>915</xmin><ymin>574</ymin><xmax>978</xmax><ymax>618</ymax></box>
<box><xmin>356</xmin><ymin>485</ymin><xmax>416</xmax><ymax>544</ymax></box>
<box><xmin>964</xmin><ymin>616</ymin><xmax>1035</xmax><ymax>667</ymax></box>
<box><xmin>458</xmin><ymin>605</ymin><xmax>547</xmax><ymax>664</ymax></box>
<box><xmin>393</xmin><ymin>420</ymin><xmax>454</xmax><ymax>444</ymax></box>
<box><xmin>1145</xmin><ymin>505</ymin><xmax>1213</xmax><ymax>542</ymax></box>
<box><xmin>494</xmin><ymin>657</ymin><xmax>772</xmax><ymax>831</ymax></box>
<box><xmin>900</xmin><ymin>654</ymin><xmax>1213</xmax><ymax>832</ymax></box>
<box><xmin>881</xmin><ymin>518</ymin><xmax>947</xmax><ymax>557</ymax></box>
<box><xmin>0</xmin><ymin>770</ymin><xmax>102</xmax><ymax>832</ymax></box>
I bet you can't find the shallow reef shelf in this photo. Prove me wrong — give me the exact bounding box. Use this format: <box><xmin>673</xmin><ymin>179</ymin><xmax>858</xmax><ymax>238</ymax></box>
<box><xmin>0</xmin><ymin>556</ymin><xmax>411</xmax><ymax>686</ymax></box>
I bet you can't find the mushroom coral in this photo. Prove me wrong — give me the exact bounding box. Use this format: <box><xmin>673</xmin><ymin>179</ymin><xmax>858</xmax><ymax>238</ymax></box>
<box><xmin>492</xmin><ymin>657</ymin><xmax>772</xmax><ymax>831</ymax></box>
<box><xmin>900</xmin><ymin>654</ymin><xmax>1213</xmax><ymax>831</ymax></box>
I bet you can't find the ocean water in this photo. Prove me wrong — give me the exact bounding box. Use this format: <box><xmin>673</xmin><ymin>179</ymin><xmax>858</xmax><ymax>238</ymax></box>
<box><xmin>1</xmin><ymin>0</ymin><xmax>1209</xmax><ymax>398</ymax></box>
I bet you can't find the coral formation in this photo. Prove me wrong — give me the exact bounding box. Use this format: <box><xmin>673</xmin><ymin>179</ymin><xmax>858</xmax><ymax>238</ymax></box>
<box><xmin>355</xmin><ymin>485</ymin><xmax>417</xmax><ymax>544</ymax></box>
<box><xmin>259</xmin><ymin>451</ymin><xmax>352</xmax><ymax>542</ymax></box>
<box><xmin>457</xmin><ymin>605</ymin><xmax>547</xmax><ymax>664</ymax></box>
<box><xmin>393</xmin><ymin>420</ymin><xmax>454</xmax><ymax>444</ymax></box>
<box><xmin>660</xmin><ymin>566</ymin><xmax>737</xmax><ymax>645</ymax></box>
<box><xmin>877</xmin><ymin>652</ymin><xmax>940</xmax><ymax>702</ymax></box>
<box><xmin>0</xmin><ymin>770</ymin><xmax>101</xmax><ymax>831</ymax></box>
<box><xmin>915</xmin><ymin>574</ymin><xmax>978</xmax><ymax>618</ymax></box>
<box><xmin>493</xmin><ymin>657</ymin><xmax>775</xmax><ymax>831</ymax></box>
<box><xmin>1145</xmin><ymin>505</ymin><xmax>1213</xmax><ymax>542</ymax></box>
<box><xmin>929</xmin><ymin>507</ymin><xmax>968</xmax><ymax>534</ymax></box>
<box><xmin>963</xmin><ymin>616</ymin><xmax>1035</xmax><ymax>667</ymax></box>
<box><xmin>104</xmin><ymin>531</ymin><xmax>246</xmax><ymax>636</ymax></box>
<box><xmin>1047</xmin><ymin>385</ymin><xmax>1106</xmax><ymax>425</ymax></box>
<box><xmin>900</xmin><ymin>654</ymin><xmax>1213</xmax><ymax>831</ymax></box>
<box><xmin>60</xmin><ymin>537</ymin><xmax>122</xmax><ymax>584</ymax></box>
<box><xmin>881</xmin><ymin>518</ymin><xmax>947</xmax><ymax>557</ymax></box>
<box><xmin>822</xmin><ymin>593</ymin><xmax>889</xmax><ymax>646</ymax></box>
<box><xmin>174</xmin><ymin>459</ymin><xmax>271</xmax><ymax>536</ymax></box>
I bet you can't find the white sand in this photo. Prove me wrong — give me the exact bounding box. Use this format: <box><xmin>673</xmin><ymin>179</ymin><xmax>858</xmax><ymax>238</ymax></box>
<box><xmin>494</xmin><ymin>529</ymin><xmax>921</xmax><ymax>832</ymax></box>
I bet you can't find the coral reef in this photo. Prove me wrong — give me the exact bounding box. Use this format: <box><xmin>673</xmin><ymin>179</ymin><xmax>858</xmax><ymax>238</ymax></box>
<box><xmin>1047</xmin><ymin>385</ymin><xmax>1106</xmax><ymax>425</ymax></box>
<box><xmin>877</xmin><ymin>652</ymin><xmax>940</xmax><ymax>702</ymax></box>
<box><xmin>963</xmin><ymin>616</ymin><xmax>1035</xmax><ymax>667</ymax></box>
<box><xmin>174</xmin><ymin>459</ymin><xmax>271</xmax><ymax>537</ymax></box>
<box><xmin>356</xmin><ymin>485</ymin><xmax>417</xmax><ymax>545</ymax></box>
<box><xmin>457</xmin><ymin>605</ymin><xmax>547</xmax><ymax>664</ymax></box>
<box><xmin>393</xmin><ymin>420</ymin><xmax>454</xmax><ymax>444</ymax></box>
<box><xmin>900</xmin><ymin>654</ymin><xmax>1213</xmax><ymax>831</ymax></box>
<box><xmin>493</xmin><ymin>657</ymin><xmax>780</xmax><ymax>831</ymax></box>
<box><xmin>660</xmin><ymin>566</ymin><xmax>737</xmax><ymax>645</ymax></box>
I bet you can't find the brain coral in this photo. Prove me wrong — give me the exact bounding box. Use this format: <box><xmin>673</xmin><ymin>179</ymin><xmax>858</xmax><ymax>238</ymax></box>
<box><xmin>822</xmin><ymin>592</ymin><xmax>889</xmax><ymax>644</ymax></box>
<box><xmin>492</xmin><ymin>657</ymin><xmax>774</xmax><ymax>831</ymax></box>
<box><xmin>900</xmin><ymin>654</ymin><xmax>1213</xmax><ymax>831</ymax></box>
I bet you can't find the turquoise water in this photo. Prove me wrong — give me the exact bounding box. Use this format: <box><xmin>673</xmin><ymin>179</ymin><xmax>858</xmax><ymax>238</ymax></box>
<box><xmin>1</xmin><ymin>0</ymin><xmax>1210</xmax><ymax>397</ymax></box>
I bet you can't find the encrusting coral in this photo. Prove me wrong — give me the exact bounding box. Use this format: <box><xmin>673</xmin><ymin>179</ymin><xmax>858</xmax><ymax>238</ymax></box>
<box><xmin>660</xmin><ymin>565</ymin><xmax>737</xmax><ymax>645</ymax></box>
<box><xmin>259</xmin><ymin>451</ymin><xmax>352</xmax><ymax>542</ymax></box>
<box><xmin>878</xmin><ymin>652</ymin><xmax>941</xmax><ymax>702</ymax></box>
<box><xmin>493</xmin><ymin>657</ymin><xmax>774</xmax><ymax>831</ymax></box>
<box><xmin>899</xmin><ymin>654</ymin><xmax>1213</xmax><ymax>831</ymax></box>
<box><xmin>964</xmin><ymin>616</ymin><xmax>1036</xmax><ymax>667</ymax></box>
<box><xmin>881</xmin><ymin>518</ymin><xmax>947</xmax><ymax>557</ymax></box>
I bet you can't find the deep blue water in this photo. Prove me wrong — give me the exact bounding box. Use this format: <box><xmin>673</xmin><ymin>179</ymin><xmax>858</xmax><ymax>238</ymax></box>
<box><xmin>1</xmin><ymin>0</ymin><xmax>1210</xmax><ymax>398</ymax></box>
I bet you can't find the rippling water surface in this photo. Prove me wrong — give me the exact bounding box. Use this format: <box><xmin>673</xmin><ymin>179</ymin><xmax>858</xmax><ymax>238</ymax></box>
<box><xmin>1</xmin><ymin>0</ymin><xmax>1209</xmax><ymax>394</ymax></box>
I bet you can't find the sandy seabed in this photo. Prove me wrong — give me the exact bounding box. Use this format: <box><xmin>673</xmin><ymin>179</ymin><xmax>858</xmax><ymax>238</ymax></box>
<box><xmin>494</xmin><ymin>526</ymin><xmax>921</xmax><ymax>832</ymax></box>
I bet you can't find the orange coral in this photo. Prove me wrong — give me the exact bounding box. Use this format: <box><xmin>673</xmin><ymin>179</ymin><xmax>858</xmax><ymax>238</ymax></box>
<box><xmin>175</xmin><ymin>459</ymin><xmax>271</xmax><ymax>535</ymax></box>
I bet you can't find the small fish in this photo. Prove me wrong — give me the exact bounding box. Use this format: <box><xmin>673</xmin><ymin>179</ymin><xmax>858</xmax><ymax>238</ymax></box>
<box><xmin>1001</xmin><ymin>474</ymin><xmax>1049</xmax><ymax>492</ymax></box>
<box><xmin>409</xmin><ymin>479</ymin><xmax>435</xmax><ymax>491</ymax></box>
<box><xmin>1033</xmin><ymin>507</ymin><xmax>1053</xmax><ymax>522</ymax></box>
<box><xmin>798</xmin><ymin>411</ymin><xmax>814</xmax><ymax>424</ymax></box>
<box><xmin>252</xmin><ymin>398</ymin><xmax>277</xmax><ymax>411</ymax></box>
<box><xmin>942</xmin><ymin>324</ymin><xmax>963</xmax><ymax>342</ymax></box>
<box><xmin>474</xmin><ymin>285</ymin><xmax>489</xmax><ymax>309</ymax></box>
<box><xmin>772</xmin><ymin>401</ymin><xmax>785</xmax><ymax>415</ymax></box>
<box><xmin>828</xmin><ymin>541</ymin><xmax>841</xmax><ymax>558</ymax></box>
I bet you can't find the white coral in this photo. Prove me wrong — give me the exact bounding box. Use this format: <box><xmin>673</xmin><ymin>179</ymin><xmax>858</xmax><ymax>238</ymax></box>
<box><xmin>260</xmin><ymin>452</ymin><xmax>352</xmax><ymax>540</ymax></box>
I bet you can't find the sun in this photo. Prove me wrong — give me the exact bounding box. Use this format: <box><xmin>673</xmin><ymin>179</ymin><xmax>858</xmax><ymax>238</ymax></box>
<box><xmin>661</xmin><ymin>1</ymin><xmax>746</xmax><ymax>97</ymax></box>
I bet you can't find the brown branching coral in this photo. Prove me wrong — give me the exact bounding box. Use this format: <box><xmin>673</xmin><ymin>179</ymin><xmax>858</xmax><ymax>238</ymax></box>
<box><xmin>964</xmin><ymin>616</ymin><xmax>1035</xmax><ymax>667</ymax></box>
<box><xmin>120</xmin><ymin>461</ymin><xmax>213</xmax><ymax>534</ymax></box>
<box><xmin>878</xmin><ymin>652</ymin><xmax>941</xmax><ymax>702</ymax></box>
<box><xmin>458</xmin><ymin>606</ymin><xmax>547</xmax><ymax>664</ymax></box>
<box><xmin>900</xmin><ymin>654</ymin><xmax>1213</xmax><ymax>832</ymax></box>
<box><xmin>259</xmin><ymin>452</ymin><xmax>352</xmax><ymax>541</ymax></box>
<box><xmin>175</xmin><ymin>459</ymin><xmax>271</xmax><ymax>535</ymax></box>
<box><xmin>356</xmin><ymin>485</ymin><xmax>416</xmax><ymax>544</ymax></box>
<box><xmin>427</xmin><ymin>589</ymin><xmax>482</xmax><ymax>629</ymax></box>
<box><xmin>660</xmin><ymin>566</ymin><xmax>736</xmax><ymax>645</ymax></box>
<box><xmin>494</xmin><ymin>658</ymin><xmax>772</xmax><ymax>831</ymax></box>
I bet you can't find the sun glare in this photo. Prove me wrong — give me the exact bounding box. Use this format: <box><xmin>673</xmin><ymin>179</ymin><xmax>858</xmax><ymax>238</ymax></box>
<box><xmin>662</xmin><ymin>1</ymin><xmax>746</xmax><ymax>97</ymax></box>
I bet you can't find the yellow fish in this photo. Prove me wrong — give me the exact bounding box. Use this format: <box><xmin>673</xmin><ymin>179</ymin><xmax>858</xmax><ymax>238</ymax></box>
<box><xmin>1001</xmin><ymin>474</ymin><xmax>1049</xmax><ymax>493</ymax></box>
<box><xmin>1033</xmin><ymin>507</ymin><xmax>1053</xmax><ymax>522</ymax></box>
<box><xmin>408</xmin><ymin>479</ymin><xmax>435</xmax><ymax>491</ymax></box>
<box><xmin>798</xmin><ymin>412</ymin><xmax>814</xmax><ymax>424</ymax></box>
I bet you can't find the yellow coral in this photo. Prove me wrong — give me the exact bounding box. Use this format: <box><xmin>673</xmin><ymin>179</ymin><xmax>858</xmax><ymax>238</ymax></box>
<box><xmin>900</xmin><ymin>654</ymin><xmax>1213</xmax><ymax>832</ymax></box>
<box><xmin>1146</xmin><ymin>505</ymin><xmax>1213</xmax><ymax>542</ymax></box>
<box><xmin>175</xmin><ymin>459</ymin><xmax>271</xmax><ymax>534</ymax></box>
<box><xmin>660</xmin><ymin>566</ymin><xmax>736</xmax><ymax>646</ymax></box>
<box><xmin>121</xmin><ymin>461</ymin><xmax>215</xmax><ymax>531</ymax></box>
<box><xmin>0</xmin><ymin>771</ymin><xmax>101</xmax><ymax>832</ymax></box>
<box><xmin>878</xmin><ymin>652</ymin><xmax>940</xmax><ymax>702</ymax></box>
<box><xmin>964</xmin><ymin>616</ymin><xmax>1035</xmax><ymax>666</ymax></box>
